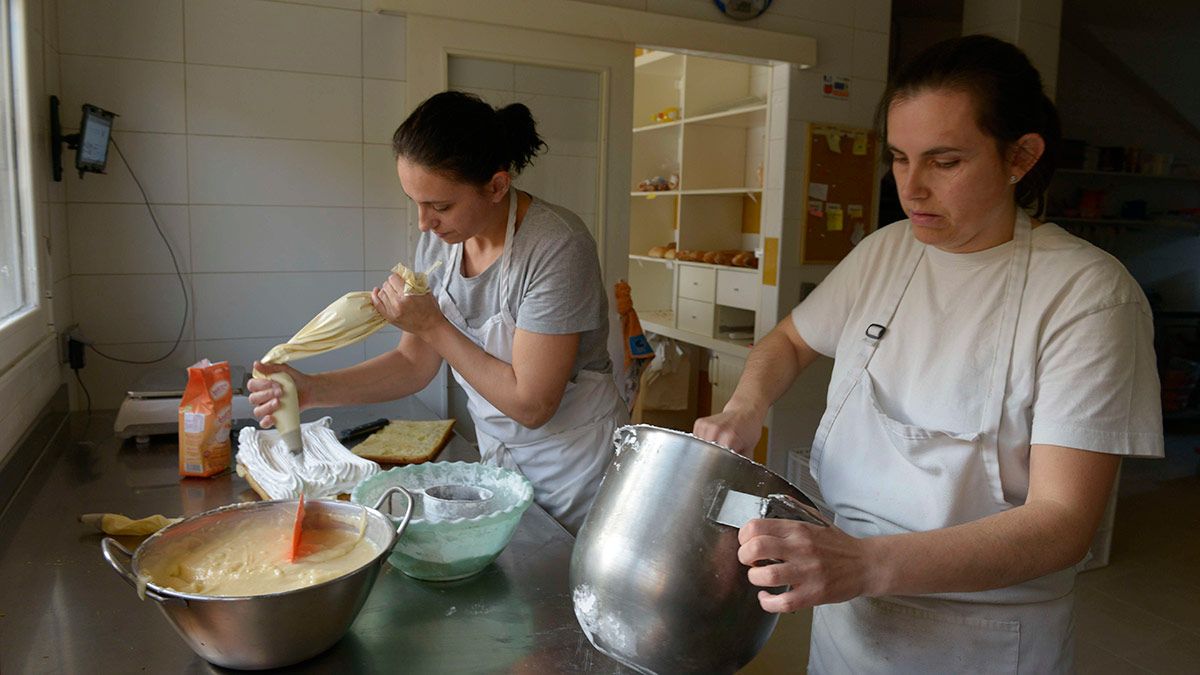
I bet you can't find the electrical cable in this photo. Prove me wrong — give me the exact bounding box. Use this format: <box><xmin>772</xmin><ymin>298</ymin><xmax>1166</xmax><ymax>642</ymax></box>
<box><xmin>85</xmin><ymin>137</ymin><xmax>189</xmax><ymax>365</ymax></box>
<box><xmin>73</xmin><ymin>367</ymin><xmax>92</xmax><ymax>416</ymax></box>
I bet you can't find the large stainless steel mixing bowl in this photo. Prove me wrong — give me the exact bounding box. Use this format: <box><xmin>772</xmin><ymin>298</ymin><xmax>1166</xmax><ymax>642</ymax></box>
<box><xmin>101</xmin><ymin>487</ymin><xmax>412</xmax><ymax>670</ymax></box>
<box><xmin>570</xmin><ymin>425</ymin><xmax>822</xmax><ymax>674</ymax></box>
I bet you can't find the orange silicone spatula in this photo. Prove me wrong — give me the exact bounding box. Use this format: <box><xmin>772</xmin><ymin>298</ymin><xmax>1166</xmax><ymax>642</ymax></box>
<box><xmin>289</xmin><ymin>493</ymin><xmax>306</xmax><ymax>562</ymax></box>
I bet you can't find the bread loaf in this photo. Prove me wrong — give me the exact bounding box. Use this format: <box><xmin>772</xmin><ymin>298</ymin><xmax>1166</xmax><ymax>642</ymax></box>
<box><xmin>702</xmin><ymin>251</ymin><xmax>719</xmax><ymax>264</ymax></box>
<box><xmin>351</xmin><ymin>419</ymin><xmax>456</xmax><ymax>465</ymax></box>
<box><xmin>663</xmin><ymin>248</ymin><xmax>677</xmax><ymax>260</ymax></box>
<box><xmin>714</xmin><ymin>251</ymin><xmax>737</xmax><ymax>266</ymax></box>
<box><xmin>648</xmin><ymin>245</ymin><xmax>667</xmax><ymax>258</ymax></box>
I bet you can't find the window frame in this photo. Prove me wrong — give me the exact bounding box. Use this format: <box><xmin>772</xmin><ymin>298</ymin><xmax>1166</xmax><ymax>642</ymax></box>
<box><xmin>0</xmin><ymin>0</ymin><xmax>49</xmax><ymax>376</ymax></box>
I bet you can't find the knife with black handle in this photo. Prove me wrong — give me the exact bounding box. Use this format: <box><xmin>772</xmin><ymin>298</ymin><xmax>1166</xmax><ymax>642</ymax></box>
<box><xmin>337</xmin><ymin>418</ymin><xmax>389</xmax><ymax>443</ymax></box>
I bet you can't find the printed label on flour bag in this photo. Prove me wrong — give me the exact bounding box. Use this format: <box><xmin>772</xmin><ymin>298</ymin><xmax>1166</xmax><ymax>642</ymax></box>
<box><xmin>178</xmin><ymin>359</ymin><xmax>232</xmax><ymax>477</ymax></box>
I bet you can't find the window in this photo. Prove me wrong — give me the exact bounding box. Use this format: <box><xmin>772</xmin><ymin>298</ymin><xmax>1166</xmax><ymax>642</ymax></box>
<box><xmin>0</xmin><ymin>0</ymin><xmax>24</xmax><ymax>323</ymax></box>
<box><xmin>0</xmin><ymin>0</ymin><xmax>44</xmax><ymax>374</ymax></box>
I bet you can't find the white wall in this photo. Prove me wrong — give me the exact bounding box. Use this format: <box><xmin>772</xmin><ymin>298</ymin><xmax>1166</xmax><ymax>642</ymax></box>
<box><xmin>45</xmin><ymin>0</ymin><xmax>894</xmax><ymax>475</ymax></box>
<box><xmin>56</xmin><ymin>0</ymin><xmax>409</xmax><ymax>409</ymax></box>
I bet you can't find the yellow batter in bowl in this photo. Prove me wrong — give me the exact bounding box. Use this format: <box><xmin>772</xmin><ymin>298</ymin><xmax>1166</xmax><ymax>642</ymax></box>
<box><xmin>140</xmin><ymin>506</ymin><xmax>380</xmax><ymax>597</ymax></box>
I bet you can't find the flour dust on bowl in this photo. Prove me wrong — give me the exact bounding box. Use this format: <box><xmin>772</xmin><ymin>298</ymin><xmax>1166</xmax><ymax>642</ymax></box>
<box><xmin>101</xmin><ymin>488</ymin><xmax>413</xmax><ymax>670</ymax></box>
<box><xmin>351</xmin><ymin>462</ymin><xmax>533</xmax><ymax>582</ymax></box>
<box><xmin>570</xmin><ymin>425</ymin><xmax>824</xmax><ymax>674</ymax></box>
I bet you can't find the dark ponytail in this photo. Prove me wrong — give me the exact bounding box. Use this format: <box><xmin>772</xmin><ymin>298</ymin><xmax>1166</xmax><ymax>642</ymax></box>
<box><xmin>392</xmin><ymin>91</ymin><xmax>547</xmax><ymax>186</ymax></box>
<box><xmin>874</xmin><ymin>34</ymin><xmax>1061</xmax><ymax>216</ymax></box>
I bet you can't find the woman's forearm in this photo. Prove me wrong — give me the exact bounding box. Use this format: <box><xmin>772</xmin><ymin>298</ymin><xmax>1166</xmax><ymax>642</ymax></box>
<box><xmin>726</xmin><ymin>320</ymin><xmax>818</xmax><ymax>416</ymax></box>
<box><xmin>862</xmin><ymin>450</ymin><xmax>1121</xmax><ymax>596</ymax></box>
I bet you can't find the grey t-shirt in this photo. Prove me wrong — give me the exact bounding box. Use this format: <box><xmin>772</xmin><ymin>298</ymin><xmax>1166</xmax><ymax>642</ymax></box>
<box><xmin>414</xmin><ymin>195</ymin><xmax>611</xmax><ymax>377</ymax></box>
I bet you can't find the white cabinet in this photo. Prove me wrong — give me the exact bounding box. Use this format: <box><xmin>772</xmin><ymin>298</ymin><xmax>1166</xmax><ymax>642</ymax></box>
<box><xmin>679</xmin><ymin>265</ymin><xmax>716</xmax><ymax>302</ymax></box>
<box><xmin>628</xmin><ymin>49</ymin><xmax>772</xmax><ymax>352</ymax></box>
<box><xmin>716</xmin><ymin>268</ymin><xmax>758</xmax><ymax>311</ymax></box>
<box><xmin>676</xmin><ymin>297</ymin><xmax>716</xmax><ymax>336</ymax></box>
<box><xmin>709</xmin><ymin>352</ymin><xmax>747</xmax><ymax>414</ymax></box>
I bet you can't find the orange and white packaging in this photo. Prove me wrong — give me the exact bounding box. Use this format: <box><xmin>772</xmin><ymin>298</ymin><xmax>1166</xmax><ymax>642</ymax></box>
<box><xmin>178</xmin><ymin>359</ymin><xmax>233</xmax><ymax>477</ymax></box>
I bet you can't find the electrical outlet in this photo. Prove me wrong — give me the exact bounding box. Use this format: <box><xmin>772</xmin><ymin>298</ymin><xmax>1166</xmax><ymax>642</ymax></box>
<box><xmin>59</xmin><ymin>324</ymin><xmax>79</xmax><ymax>364</ymax></box>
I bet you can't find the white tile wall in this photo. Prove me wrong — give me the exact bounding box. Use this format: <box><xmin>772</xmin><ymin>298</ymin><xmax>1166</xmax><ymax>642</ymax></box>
<box><xmin>363</xmin><ymin>79</ymin><xmax>407</xmax><ymax>145</ymax></box>
<box><xmin>192</xmin><ymin>271</ymin><xmax>363</xmax><ymax>340</ymax></box>
<box><xmin>58</xmin><ymin>0</ymin><xmax>184</xmax><ymax>61</ymax></box>
<box><xmin>65</xmin><ymin>132</ymin><xmax>189</xmax><ymax>204</ymax></box>
<box><xmin>75</xmin><ymin>340</ymin><xmax>199</xmax><ymax>409</ymax></box>
<box><xmin>188</xmin><ymin>136</ymin><xmax>363</xmax><ymax>207</ymax></box>
<box><xmin>49</xmin><ymin>203</ymin><xmax>68</xmax><ymax>282</ymax></box>
<box><xmin>190</xmin><ymin>206</ymin><xmax>363</xmax><ymax>273</ymax></box>
<box><xmin>853</xmin><ymin>0</ymin><xmax>892</xmax><ymax>34</ymax></box>
<box><xmin>67</xmin><ymin>204</ymin><xmax>190</xmax><ymax>274</ymax></box>
<box><xmin>55</xmin><ymin>1</ymin><xmax>422</xmax><ymax>411</ymax></box>
<box><xmin>185</xmin><ymin>0</ymin><xmax>361</xmax><ymax>76</ymax></box>
<box><xmin>363</xmin><ymin>144</ymin><xmax>404</xmax><ymax>208</ymax></box>
<box><xmin>186</xmin><ymin>65</ymin><xmax>362</xmax><ymax>142</ymax></box>
<box><xmin>362</xmin><ymin>12</ymin><xmax>407</xmax><ymax>81</ymax></box>
<box><xmin>364</xmin><ymin>330</ymin><xmax>402</xmax><ymax>361</ymax></box>
<box><xmin>71</xmin><ymin>274</ymin><xmax>193</xmax><ymax>344</ymax></box>
<box><xmin>364</xmin><ymin>208</ymin><xmax>410</xmax><ymax>270</ymax></box>
<box><xmin>61</xmin><ymin>56</ymin><xmax>186</xmax><ymax>134</ymax></box>
<box><xmin>48</xmin><ymin>0</ymin><xmax>892</xmax><ymax>419</ymax></box>
<box><xmin>852</xmin><ymin>30</ymin><xmax>890</xmax><ymax>82</ymax></box>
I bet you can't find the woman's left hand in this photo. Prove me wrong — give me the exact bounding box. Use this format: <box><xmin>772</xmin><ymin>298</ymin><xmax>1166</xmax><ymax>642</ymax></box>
<box><xmin>738</xmin><ymin>518</ymin><xmax>875</xmax><ymax>613</ymax></box>
<box><xmin>371</xmin><ymin>274</ymin><xmax>446</xmax><ymax>335</ymax></box>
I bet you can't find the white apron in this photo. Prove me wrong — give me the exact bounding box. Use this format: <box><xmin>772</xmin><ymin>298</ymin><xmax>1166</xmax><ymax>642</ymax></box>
<box><xmin>436</xmin><ymin>189</ymin><xmax>624</xmax><ymax>535</ymax></box>
<box><xmin>807</xmin><ymin>212</ymin><xmax>1077</xmax><ymax>674</ymax></box>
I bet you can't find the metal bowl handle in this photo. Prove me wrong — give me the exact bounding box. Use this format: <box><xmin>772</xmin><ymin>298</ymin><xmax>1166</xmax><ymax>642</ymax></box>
<box><xmin>101</xmin><ymin>537</ymin><xmax>186</xmax><ymax>606</ymax></box>
<box><xmin>764</xmin><ymin>494</ymin><xmax>829</xmax><ymax>527</ymax></box>
<box><xmin>372</xmin><ymin>485</ymin><xmax>415</xmax><ymax>540</ymax></box>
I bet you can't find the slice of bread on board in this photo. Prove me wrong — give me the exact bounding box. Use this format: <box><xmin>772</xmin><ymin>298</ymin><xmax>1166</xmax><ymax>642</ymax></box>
<box><xmin>351</xmin><ymin>419</ymin><xmax>455</xmax><ymax>465</ymax></box>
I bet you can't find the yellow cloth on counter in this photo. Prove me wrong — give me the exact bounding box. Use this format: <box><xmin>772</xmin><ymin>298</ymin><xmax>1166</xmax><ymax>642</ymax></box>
<box><xmin>80</xmin><ymin>513</ymin><xmax>182</xmax><ymax>536</ymax></box>
<box><xmin>260</xmin><ymin>260</ymin><xmax>441</xmax><ymax>366</ymax></box>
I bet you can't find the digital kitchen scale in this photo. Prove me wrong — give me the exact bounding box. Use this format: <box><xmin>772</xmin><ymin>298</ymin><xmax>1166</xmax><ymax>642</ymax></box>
<box><xmin>114</xmin><ymin>366</ymin><xmax>255</xmax><ymax>443</ymax></box>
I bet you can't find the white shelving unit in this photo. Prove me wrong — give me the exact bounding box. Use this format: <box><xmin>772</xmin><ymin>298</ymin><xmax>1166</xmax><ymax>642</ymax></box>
<box><xmin>628</xmin><ymin>49</ymin><xmax>771</xmax><ymax>357</ymax></box>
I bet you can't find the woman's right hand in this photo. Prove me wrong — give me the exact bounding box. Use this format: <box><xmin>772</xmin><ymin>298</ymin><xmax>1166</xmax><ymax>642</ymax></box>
<box><xmin>247</xmin><ymin>361</ymin><xmax>313</xmax><ymax>429</ymax></box>
<box><xmin>693</xmin><ymin>403</ymin><xmax>765</xmax><ymax>457</ymax></box>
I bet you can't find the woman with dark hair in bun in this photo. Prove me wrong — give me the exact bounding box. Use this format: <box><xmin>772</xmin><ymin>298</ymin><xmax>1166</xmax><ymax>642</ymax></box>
<box><xmin>252</xmin><ymin>91</ymin><xmax>623</xmax><ymax>533</ymax></box>
<box><xmin>694</xmin><ymin>35</ymin><xmax>1162</xmax><ymax>671</ymax></box>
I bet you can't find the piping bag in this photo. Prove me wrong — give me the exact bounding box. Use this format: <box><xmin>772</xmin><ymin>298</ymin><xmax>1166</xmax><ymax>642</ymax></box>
<box><xmin>254</xmin><ymin>260</ymin><xmax>442</xmax><ymax>453</ymax></box>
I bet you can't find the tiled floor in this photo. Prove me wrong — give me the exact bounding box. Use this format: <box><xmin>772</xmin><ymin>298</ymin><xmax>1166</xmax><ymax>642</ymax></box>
<box><xmin>743</xmin><ymin>430</ymin><xmax>1200</xmax><ymax>674</ymax></box>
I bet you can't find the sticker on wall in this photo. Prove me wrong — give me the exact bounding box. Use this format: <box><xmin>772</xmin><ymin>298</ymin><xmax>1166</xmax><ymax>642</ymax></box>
<box><xmin>848</xmin><ymin>204</ymin><xmax>864</xmax><ymax>219</ymax></box>
<box><xmin>808</xmin><ymin>199</ymin><xmax>825</xmax><ymax>218</ymax></box>
<box><xmin>826</xmin><ymin>203</ymin><xmax>844</xmax><ymax>231</ymax></box>
<box><xmin>822</xmin><ymin>75</ymin><xmax>850</xmax><ymax>99</ymax></box>
<box><xmin>807</xmin><ymin>182</ymin><xmax>829</xmax><ymax>201</ymax></box>
<box><xmin>852</xmin><ymin>133</ymin><xmax>869</xmax><ymax>155</ymax></box>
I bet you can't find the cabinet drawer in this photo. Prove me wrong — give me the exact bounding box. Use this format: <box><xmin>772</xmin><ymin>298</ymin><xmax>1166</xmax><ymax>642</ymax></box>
<box><xmin>678</xmin><ymin>265</ymin><xmax>716</xmax><ymax>302</ymax></box>
<box><xmin>716</xmin><ymin>269</ymin><xmax>759</xmax><ymax>310</ymax></box>
<box><xmin>676</xmin><ymin>297</ymin><xmax>715</xmax><ymax>336</ymax></box>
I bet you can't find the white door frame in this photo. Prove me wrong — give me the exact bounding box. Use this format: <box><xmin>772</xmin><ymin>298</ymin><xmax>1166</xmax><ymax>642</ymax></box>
<box><xmin>405</xmin><ymin>15</ymin><xmax>633</xmax><ymax>418</ymax></box>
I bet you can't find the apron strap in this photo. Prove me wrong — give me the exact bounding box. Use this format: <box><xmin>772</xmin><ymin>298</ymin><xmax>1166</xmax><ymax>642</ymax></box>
<box><xmin>496</xmin><ymin>188</ymin><xmax>520</xmax><ymax>311</ymax></box>
<box><xmin>979</xmin><ymin>210</ymin><xmax>1032</xmax><ymax>457</ymax></box>
<box><xmin>816</xmin><ymin>238</ymin><xmax>925</xmax><ymax>444</ymax></box>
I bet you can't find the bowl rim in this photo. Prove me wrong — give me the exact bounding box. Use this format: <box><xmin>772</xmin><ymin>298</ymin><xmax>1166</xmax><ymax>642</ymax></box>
<box><xmin>130</xmin><ymin>498</ymin><xmax>396</xmax><ymax>602</ymax></box>
<box><xmin>350</xmin><ymin>461</ymin><xmax>534</xmax><ymax>527</ymax></box>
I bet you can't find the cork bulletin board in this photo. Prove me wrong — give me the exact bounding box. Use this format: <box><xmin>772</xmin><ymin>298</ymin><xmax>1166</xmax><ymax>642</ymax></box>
<box><xmin>801</xmin><ymin>124</ymin><xmax>878</xmax><ymax>263</ymax></box>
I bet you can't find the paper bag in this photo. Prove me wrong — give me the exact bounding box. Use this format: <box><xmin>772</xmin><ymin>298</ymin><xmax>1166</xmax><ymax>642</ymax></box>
<box><xmin>178</xmin><ymin>359</ymin><xmax>232</xmax><ymax>477</ymax></box>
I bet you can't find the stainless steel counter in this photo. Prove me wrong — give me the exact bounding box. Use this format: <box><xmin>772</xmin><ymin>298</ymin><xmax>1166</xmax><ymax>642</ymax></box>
<box><xmin>0</xmin><ymin>402</ymin><xmax>631</xmax><ymax>673</ymax></box>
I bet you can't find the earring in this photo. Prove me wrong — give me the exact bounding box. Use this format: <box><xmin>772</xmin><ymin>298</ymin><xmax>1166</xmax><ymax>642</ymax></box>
<box><xmin>1008</xmin><ymin>175</ymin><xmax>1019</xmax><ymax>184</ymax></box>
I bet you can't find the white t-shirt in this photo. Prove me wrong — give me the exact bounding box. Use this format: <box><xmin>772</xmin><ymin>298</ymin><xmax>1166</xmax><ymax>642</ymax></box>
<box><xmin>792</xmin><ymin>220</ymin><xmax>1164</xmax><ymax>505</ymax></box>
